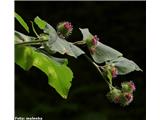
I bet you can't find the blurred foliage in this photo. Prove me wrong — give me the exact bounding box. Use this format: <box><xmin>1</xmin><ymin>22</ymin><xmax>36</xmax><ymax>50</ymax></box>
<box><xmin>15</xmin><ymin>1</ymin><xmax>146</xmax><ymax>120</ymax></box>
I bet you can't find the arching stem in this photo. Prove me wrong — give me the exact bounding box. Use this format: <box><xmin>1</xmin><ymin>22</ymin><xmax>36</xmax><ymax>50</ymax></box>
<box><xmin>84</xmin><ymin>55</ymin><xmax>114</xmax><ymax>90</ymax></box>
<box><xmin>30</xmin><ymin>21</ymin><xmax>40</xmax><ymax>38</ymax></box>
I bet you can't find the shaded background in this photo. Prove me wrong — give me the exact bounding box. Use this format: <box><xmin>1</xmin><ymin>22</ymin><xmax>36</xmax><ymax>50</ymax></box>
<box><xmin>15</xmin><ymin>1</ymin><xmax>146</xmax><ymax>120</ymax></box>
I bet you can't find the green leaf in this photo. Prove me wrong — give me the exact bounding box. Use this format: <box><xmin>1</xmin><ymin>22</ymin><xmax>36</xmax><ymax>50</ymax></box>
<box><xmin>34</xmin><ymin>16</ymin><xmax>47</xmax><ymax>30</ymax></box>
<box><xmin>34</xmin><ymin>17</ymin><xmax>85</xmax><ymax>57</ymax></box>
<box><xmin>106</xmin><ymin>57</ymin><xmax>142</xmax><ymax>75</ymax></box>
<box><xmin>79</xmin><ymin>28</ymin><xmax>122</xmax><ymax>63</ymax></box>
<box><xmin>15</xmin><ymin>45</ymin><xmax>34</xmax><ymax>70</ymax></box>
<box><xmin>15</xmin><ymin>12</ymin><xmax>29</xmax><ymax>33</ymax></box>
<box><xmin>50</xmin><ymin>56</ymin><xmax>68</xmax><ymax>65</ymax></box>
<box><xmin>15</xmin><ymin>46</ymin><xmax>73</xmax><ymax>99</ymax></box>
<box><xmin>15</xmin><ymin>31</ymin><xmax>36</xmax><ymax>44</ymax></box>
<box><xmin>79</xmin><ymin>28</ymin><xmax>93</xmax><ymax>41</ymax></box>
<box><xmin>42</xmin><ymin>23</ymin><xmax>85</xmax><ymax>58</ymax></box>
<box><xmin>91</xmin><ymin>42</ymin><xmax>123</xmax><ymax>63</ymax></box>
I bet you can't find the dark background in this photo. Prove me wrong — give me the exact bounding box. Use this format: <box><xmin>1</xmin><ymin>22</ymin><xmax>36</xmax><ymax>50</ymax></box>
<box><xmin>15</xmin><ymin>1</ymin><xmax>146</xmax><ymax>120</ymax></box>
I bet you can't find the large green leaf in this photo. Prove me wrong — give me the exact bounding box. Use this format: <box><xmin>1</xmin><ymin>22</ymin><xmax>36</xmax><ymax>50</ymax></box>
<box><xmin>35</xmin><ymin>20</ymin><xmax>85</xmax><ymax>58</ymax></box>
<box><xmin>15</xmin><ymin>45</ymin><xmax>34</xmax><ymax>70</ymax></box>
<box><xmin>15</xmin><ymin>12</ymin><xmax>29</xmax><ymax>33</ymax></box>
<box><xmin>79</xmin><ymin>28</ymin><xmax>122</xmax><ymax>63</ymax></box>
<box><xmin>15</xmin><ymin>46</ymin><xmax>73</xmax><ymax>99</ymax></box>
<box><xmin>106</xmin><ymin>57</ymin><xmax>142</xmax><ymax>75</ymax></box>
<box><xmin>15</xmin><ymin>31</ymin><xmax>36</xmax><ymax>44</ymax></box>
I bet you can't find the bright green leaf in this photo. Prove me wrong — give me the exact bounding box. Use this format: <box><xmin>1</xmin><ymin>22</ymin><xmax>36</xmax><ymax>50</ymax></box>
<box><xmin>106</xmin><ymin>57</ymin><xmax>142</xmax><ymax>75</ymax></box>
<box><xmin>15</xmin><ymin>12</ymin><xmax>29</xmax><ymax>33</ymax></box>
<box><xmin>15</xmin><ymin>46</ymin><xmax>73</xmax><ymax>99</ymax></box>
<box><xmin>15</xmin><ymin>45</ymin><xmax>34</xmax><ymax>70</ymax></box>
<box><xmin>34</xmin><ymin>16</ymin><xmax>47</xmax><ymax>30</ymax></box>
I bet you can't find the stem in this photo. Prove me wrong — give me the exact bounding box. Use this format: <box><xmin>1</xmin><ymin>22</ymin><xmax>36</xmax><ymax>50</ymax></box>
<box><xmin>84</xmin><ymin>55</ymin><xmax>113</xmax><ymax>90</ymax></box>
<box><xmin>15</xmin><ymin>39</ymin><xmax>48</xmax><ymax>46</ymax></box>
<box><xmin>30</xmin><ymin>21</ymin><xmax>40</xmax><ymax>38</ymax></box>
<box><xmin>73</xmin><ymin>40</ymin><xmax>85</xmax><ymax>45</ymax></box>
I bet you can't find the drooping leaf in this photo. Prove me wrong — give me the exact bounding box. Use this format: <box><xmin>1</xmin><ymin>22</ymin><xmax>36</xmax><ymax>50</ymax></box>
<box><xmin>48</xmin><ymin>37</ymin><xmax>85</xmax><ymax>58</ymax></box>
<box><xmin>34</xmin><ymin>16</ymin><xmax>47</xmax><ymax>30</ymax></box>
<box><xmin>91</xmin><ymin>42</ymin><xmax>123</xmax><ymax>63</ymax></box>
<box><xmin>106</xmin><ymin>57</ymin><xmax>142</xmax><ymax>75</ymax></box>
<box><xmin>79</xmin><ymin>28</ymin><xmax>122</xmax><ymax>63</ymax></box>
<box><xmin>15</xmin><ymin>46</ymin><xmax>73</xmax><ymax>99</ymax></box>
<box><xmin>36</xmin><ymin>48</ymin><xmax>68</xmax><ymax>65</ymax></box>
<box><xmin>15</xmin><ymin>31</ymin><xmax>36</xmax><ymax>44</ymax></box>
<box><xmin>15</xmin><ymin>12</ymin><xmax>29</xmax><ymax>33</ymax></box>
<box><xmin>39</xmin><ymin>22</ymin><xmax>85</xmax><ymax>58</ymax></box>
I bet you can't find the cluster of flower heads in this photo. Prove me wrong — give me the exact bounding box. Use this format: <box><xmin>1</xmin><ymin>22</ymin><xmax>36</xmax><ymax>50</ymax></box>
<box><xmin>56</xmin><ymin>21</ymin><xmax>137</xmax><ymax>107</ymax></box>
<box><xmin>57</xmin><ymin>21</ymin><xmax>73</xmax><ymax>38</ymax></box>
<box><xmin>106</xmin><ymin>81</ymin><xmax>136</xmax><ymax>106</ymax></box>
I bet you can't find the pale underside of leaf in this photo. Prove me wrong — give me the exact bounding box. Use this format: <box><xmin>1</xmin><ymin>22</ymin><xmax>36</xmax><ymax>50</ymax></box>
<box><xmin>79</xmin><ymin>28</ymin><xmax>122</xmax><ymax>63</ymax></box>
<box><xmin>106</xmin><ymin>57</ymin><xmax>142</xmax><ymax>75</ymax></box>
<box><xmin>79</xmin><ymin>28</ymin><xmax>93</xmax><ymax>40</ymax></box>
<box><xmin>91</xmin><ymin>42</ymin><xmax>123</xmax><ymax>63</ymax></box>
<box><xmin>15</xmin><ymin>46</ymin><xmax>73</xmax><ymax>99</ymax></box>
<box><xmin>15</xmin><ymin>12</ymin><xmax>29</xmax><ymax>33</ymax></box>
<box><xmin>15</xmin><ymin>31</ymin><xmax>36</xmax><ymax>44</ymax></box>
<box><xmin>43</xmin><ymin>23</ymin><xmax>85</xmax><ymax>58</ymax></box>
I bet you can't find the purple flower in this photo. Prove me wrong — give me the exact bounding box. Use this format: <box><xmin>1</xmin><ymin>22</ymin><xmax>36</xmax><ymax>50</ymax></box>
<box><xmin>118</xmin><ymin>92</ymin><xmax>134</xmax><ymax>106</ymax></box>
<box><xmin>64</xmin><ymin>22</ymin><xmax>73</xmax><ymax>31</ymax></box>
<box><xmin>129</xmin><ymin>81</ymin><xmax>136</xmax><ymax>91</ymax></box>
<box><xmin>57</xmin><ymin>21</ymin><xmax>73</xmax><ymax>38</ymax></box>
<box><xmin>121</xmin><ymin>81</ymin><xmax>136</xmax><ymax>93</ymax></box>
<box><xmin>124</xmin><ymin>93</ymin><xmax>133</xmax><ymax>105</ymax></box>
<box><xmin>91</xmin><ymin>35</ymin><xmax>99</xmax><ymax>46</ymax></box>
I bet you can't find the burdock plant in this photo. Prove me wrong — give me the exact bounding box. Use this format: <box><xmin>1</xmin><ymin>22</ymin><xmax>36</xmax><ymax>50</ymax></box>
<box><xmin>15</xmin><ymin>12</ymin><xmax>142</xmax><ymax>106</ymax></box>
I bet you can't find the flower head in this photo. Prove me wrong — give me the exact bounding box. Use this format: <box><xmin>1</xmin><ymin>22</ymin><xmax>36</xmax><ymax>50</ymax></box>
<box><xmin>128</xmin><ymin>81</ymin><xmax>136</xmax><ymax>91</ymax></box>
<box><xmin>119</xmin><ymin>92</ymin><xmax>134</xmax><ymax>106</ymax></box>
<box><xmin>57</xmin><ymin>21</ymin><xmax>73</xmax><ymax>38</ymax></box>
<box><xmin>121</xmin><ymin>81</ymin><xmax>136</xmax><ymax>93</ymax></box>
<box><xmin>86</xmin><ymin>35</ymin><xmax>99</xmax><ymax>47</ymax></box>
<box><xmin>106</xmin><ymin>88</ymin><xmax>122</xmax><ymax>104</ymax></box>
<box><xmin>91</xmin><ymin>35</ymin><xmax>99</xmax><ymax>46</ymax></box>
<box><xmin>64</xmin><ymin>22</ymin><xmax>73</xmax><ymax>31</ymax></box>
